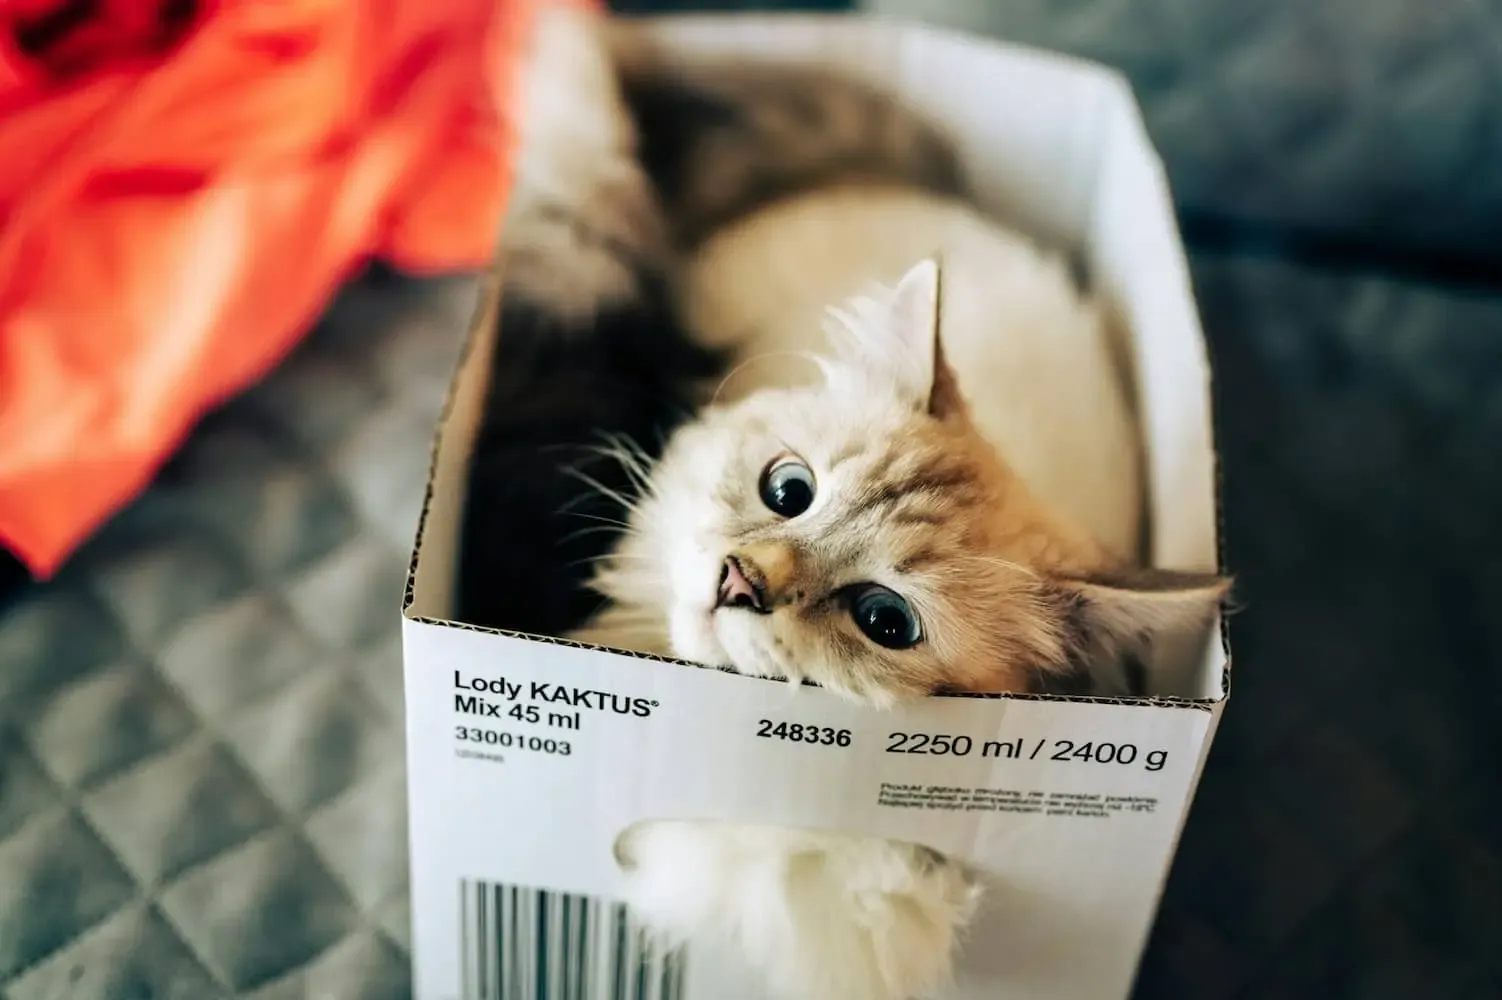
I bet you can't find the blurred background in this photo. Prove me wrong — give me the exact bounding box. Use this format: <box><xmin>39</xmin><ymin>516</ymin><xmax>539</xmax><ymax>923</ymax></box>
<box><xmin>1</xmin><ymin>0</ymin><xmax>1499</xmax><ymax>998</ymax></box>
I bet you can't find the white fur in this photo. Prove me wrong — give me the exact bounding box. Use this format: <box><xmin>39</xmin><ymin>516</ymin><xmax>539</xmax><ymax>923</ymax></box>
<box><xmin>614</xmin><ymin>821</ymin><xmax>982</xmax><ymax>1000</ymax></box>
<box><xmin>571</xmin><ymin>188</ymin><xmax>1147</xmax><ymax>1000</ymax></box>
<box><xmin>684</xmin><ymin>182</ymin><xmax>1143</xmax><ymax>561</ymax></box>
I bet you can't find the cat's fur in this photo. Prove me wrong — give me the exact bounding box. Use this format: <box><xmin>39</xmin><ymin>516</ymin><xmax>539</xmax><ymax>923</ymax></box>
<box><xmin>681</xmin><ymin>180</ymin><xmax>1148</xmax><ymax>572</ymax></box>
<box><xmin>461</xmin><ymin>9</ymin><xmax>1227</xmax><ymax>1000</ymax></box>
<box><xmin>456</xmin><ymin>5</ymin><xmax>962</xmax><ymax>635</ymax></box>
<box><xmin>574</xmin><ymin>261</ymin><xmax>1228</xmax><ymax>1000</ymax></box>
<box><xmin>574</xmin><ymin>258</ymin><xmax>1226</xmax><ymax>701</ymax></box>
<box><xmin>613</xmin><ymin>818</ymin><xmax>983</xmax><ymax>1000</ymax></box>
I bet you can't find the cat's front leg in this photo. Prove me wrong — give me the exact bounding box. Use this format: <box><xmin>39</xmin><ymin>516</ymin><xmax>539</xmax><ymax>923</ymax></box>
<box><xmin>614</xmin><ymin>819</ymin><xmax>982</xmax><ymax>1000</ymax></box>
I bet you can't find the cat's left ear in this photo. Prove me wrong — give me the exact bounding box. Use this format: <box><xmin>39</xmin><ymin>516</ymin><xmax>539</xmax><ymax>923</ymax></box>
<box><xmin>1053</xmin><ymin>567</ymin><xmax>1231</xmax><ymax>663</ymax></box>
<box><xmin>886</xmin><ymin>256</ymin><xmax>967</xmax><ymax>421</ymax></box>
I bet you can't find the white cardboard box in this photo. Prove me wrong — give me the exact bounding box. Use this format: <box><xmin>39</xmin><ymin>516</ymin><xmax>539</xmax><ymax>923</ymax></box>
<box><xmin>403</xmin><ymin>13</ymin><xmax>1228</xmax><ymax>1000</ymax></box>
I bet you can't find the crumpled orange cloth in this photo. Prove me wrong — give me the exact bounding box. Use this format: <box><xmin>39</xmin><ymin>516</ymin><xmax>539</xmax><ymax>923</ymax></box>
<box><xmin>0</xmin><ymin>0</ymin><xmax>591</xmax><ymax>579</ymax></box>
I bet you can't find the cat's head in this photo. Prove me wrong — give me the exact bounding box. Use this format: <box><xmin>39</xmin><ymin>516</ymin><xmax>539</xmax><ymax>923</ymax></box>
<box><xmin>612</xmin><ymin>259</ymin><xmax>1228</xmax><ymax>704</ymax></box>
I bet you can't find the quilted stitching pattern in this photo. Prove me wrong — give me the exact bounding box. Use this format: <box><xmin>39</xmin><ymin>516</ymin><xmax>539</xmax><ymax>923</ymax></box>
<box><xmin>4</xmin><ymin>253</ymin><xmax>1501</xmax><ymax>999</ymax></box>
<box><xmin>0</xmin><ymin>274</ymin><xmax>476</xmax><ymax>998</ymax></box>
<box><xmin>867</xmin><ymin>0</ymin><xmax>1502</xmax><ymax>261</ymax></box>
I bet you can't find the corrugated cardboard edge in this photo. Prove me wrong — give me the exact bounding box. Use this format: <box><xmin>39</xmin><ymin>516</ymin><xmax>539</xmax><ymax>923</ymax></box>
<box><xmin>400</xmin><ymin>12</ymin><xmax>1231</xmax><ymax>714</ymax></box>
<box><xmin>401</xmin><ymin>246</ymin><xmax>506</xmax><ymax>618</ymax></box>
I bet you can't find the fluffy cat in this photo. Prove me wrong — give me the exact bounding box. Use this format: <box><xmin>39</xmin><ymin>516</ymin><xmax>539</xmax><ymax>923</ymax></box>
<box><xmin>456</xmin><ymin>5</ymin><xmax>961</xmax><ymax>635</ymax></box>
<box><xmin>572</xmin><ymin>257</ymin><xmax>1226</xmax><ymax>696</ymax></box>
<box><xmin>571</xmin><ymin>261</ymin><xmax>1228</xmax><ymax>1000</ymax></box>
<box><xmin>462</xmin><ymin>8</ymin><xmax>1228</xmax><ymax>1000</ymax></box>
<box><xmin>680</xmin><ymin>181</ymin><xmax>1148</xmax><ymax>570</ymax></box>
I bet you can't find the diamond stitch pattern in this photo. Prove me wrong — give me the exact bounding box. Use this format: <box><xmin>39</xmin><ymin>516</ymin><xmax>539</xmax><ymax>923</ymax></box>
<box><xmin>0</xmin><ymin>590</ymin><xmax>126</xmax><ymax>718</ymax></box>
<box><xmin>243</xmin><ymin>930</ymin><xmax>411</xmax><ymax>1000</ymax></box>
<box><xmin>3</xmin><ymin>904</ymin><xmax>230</xmax><ymax>1000</ymax></box>
<box><xmin>870</xmin><ymin>0</ymin><xmax>1502</xmax><ymax>261</ymax></box>
<box><xmin>1</xmin><ymin>4</ymin><xmax>1500</xmax><ymax>991</ymax></box>
<box><xmin>79</xmin><ymin>737</ymin><xmax>282</xmax><ymax>886</ymax></box>
<box><xmin>304</xmin><ymin>769</ymin><xmax>410</xmax><ymax>912</ymax></box>
<box><xmin>221</xmin><ymin>644</ymin><xmax>400</xmax><ymax>818</ymax></box>
<box><xmin>156</xmin><ymin>594</ymin><xmax>330</xmax><ymax>722</ymax></box>
<box><xmin>0</xmin><ymin>810</ymin><xmax>138</xmax><ymax>981</ymax></box>
<box><xmin>0</xmin><ymin>734</ymin><xmax>61</xmax><ymax>843</ymax></box>
<box><xmin>0</xmin><ymin>247</ymin><xmax>1497</xmax><ymax>998</ymax></box>
<box><xmin>0</xmin><ymin>270</ymin><xmax>471</xmax><ymax>998</ymax></box>
<box><xmin>159</xmin><ymin>829</ymin><xmax>361</xmax><ymax>991</ymax></box>
<box><xmin>25</xmin><ymin>664</ymin><xmax>199</xmax><ymax>790</ymax></box>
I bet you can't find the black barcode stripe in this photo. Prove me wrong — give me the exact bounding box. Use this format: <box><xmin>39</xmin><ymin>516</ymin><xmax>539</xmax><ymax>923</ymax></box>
<box><xmin>478</xmin><ymin>881</ymin><xmax>490</xmax><ymax>1000</ymax></box>
<box><xmin>611</xmin><ymin>903</ymin><xmax>626</xmax><ymax>1000</ymax></box>
<box><xmin>458</xmin><ymin>880</ymin><xmax>686</xmax><ymax>1000</ymax></box>
<box><xmin>510</xmin><ymin>886</ymin><xmax>522</xmax><ymax>1000</ymax></box>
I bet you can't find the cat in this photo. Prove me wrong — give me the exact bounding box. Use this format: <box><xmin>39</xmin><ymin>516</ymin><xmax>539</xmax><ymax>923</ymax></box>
<box><xmin>460</xmin><ymin>7</ymin><xmax>1229</xmax><ymax>1000</ymax></box>
<box><xmin>456</xmin><ymin>5</ymin><xmax>962</xmax><ymax>635</ymax></box>
<box><xmin>572</xmin><ymin>259</ymin><xmax>1229</xmax><ymax>1000</ymax></box>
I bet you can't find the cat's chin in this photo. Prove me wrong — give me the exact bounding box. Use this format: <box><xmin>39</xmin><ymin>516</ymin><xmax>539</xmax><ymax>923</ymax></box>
<box><xmin>668</xmin><ymin>601</ymin><xmax>794</xmax><ymax>682</ymax></box>
<box><xmin>709</xmin><ymin>609</ymin><xmax>817</xmax><ymax>688</ymax></box>
<box><xmin>665</xmin><ymin>596</ymin><xmax>909</xmax><ymax>706</ymax></box>
<box><xmin>667</xmin><ymin>601</ymin><xmax>732</xmax><ymax>668</ymax></box>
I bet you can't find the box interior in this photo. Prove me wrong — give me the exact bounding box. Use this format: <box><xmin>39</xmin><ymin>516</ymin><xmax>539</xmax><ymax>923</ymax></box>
<box><xmin>406</xmin><ymin>14</ymin><xmax>1228</xmax><ymax>703</ymax></box>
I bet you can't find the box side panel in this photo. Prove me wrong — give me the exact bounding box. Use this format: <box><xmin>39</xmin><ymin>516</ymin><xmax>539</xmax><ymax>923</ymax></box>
<box><xmin>405</xmin><ymin>621</ymin><xmax>1213</xmax><ymax>1000</ymax></box>
<box><xmin>1085</xmin><ymin>87</ymin><xmax>1228</xmax><ymax>700</ymax></box>
<box><xmin>1088</xmin><ymin>93</ymin><xmax>1218</xmax><ymax>577</ymax></box>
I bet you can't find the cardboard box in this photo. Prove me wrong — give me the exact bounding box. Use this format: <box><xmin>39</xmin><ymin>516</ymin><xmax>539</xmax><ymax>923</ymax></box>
<box><xmin>403</xmin><ymin>13</ymin><xmax>1228</xmax><ymax>1000</ymax></box>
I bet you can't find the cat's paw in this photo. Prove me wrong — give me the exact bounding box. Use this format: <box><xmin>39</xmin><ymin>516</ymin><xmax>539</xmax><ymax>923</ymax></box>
<box><xmin>614</xmin><ymin>819</ymin><xmax>982</xmax><ymax>1000</ymax></box>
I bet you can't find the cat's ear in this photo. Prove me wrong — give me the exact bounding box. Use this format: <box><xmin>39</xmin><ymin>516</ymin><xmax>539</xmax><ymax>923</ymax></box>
<box><xmin>886</xmin><ymin>257</ymin><xmax>966</xmax><ymax>420</ymax></box>
<box><xmin>1054</xmin><ymin>567</ymin><xmax>1230</xmax><ymax>663</ymax></box>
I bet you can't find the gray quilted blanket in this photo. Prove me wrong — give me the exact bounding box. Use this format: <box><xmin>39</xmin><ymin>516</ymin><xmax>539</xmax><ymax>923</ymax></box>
<box><xmin>0</xmin><ymin>275</ymin><xmax>476</xmax><ymax>999</ymax></box>
<box><xmin>4</xmin><ymin>1</ymin><xmax>1502</xmax><ymax>996</ymax></box>
<box><xmin>869</xmin><ymin>0</ymin><xmax>1502</xmax><ymax>266</ymax></box>
<box><xmin>4</xmin><ymin>251</ymin><xmax>1500</xmax><ymax>998</ymax></box>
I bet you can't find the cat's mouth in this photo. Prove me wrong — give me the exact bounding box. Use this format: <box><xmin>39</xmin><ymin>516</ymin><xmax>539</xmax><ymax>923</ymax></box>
<box><xmin>714</xmin><ymin>555</ymin><xmax>770</xmax><ymax>615</ymax></box>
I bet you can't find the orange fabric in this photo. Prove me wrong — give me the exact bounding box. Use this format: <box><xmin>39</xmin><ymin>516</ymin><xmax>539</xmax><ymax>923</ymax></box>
<box><xmin>0</xmin><ymin>0</ymin><xmax>596</xmax><ymax>578</ymax></box>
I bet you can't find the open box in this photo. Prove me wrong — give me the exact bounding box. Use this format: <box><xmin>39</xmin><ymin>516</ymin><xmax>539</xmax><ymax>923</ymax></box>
<box><xmin>402</xmin><ymin>13</ymin><xmax>1228</xmax><ymax>1000</ymax></box>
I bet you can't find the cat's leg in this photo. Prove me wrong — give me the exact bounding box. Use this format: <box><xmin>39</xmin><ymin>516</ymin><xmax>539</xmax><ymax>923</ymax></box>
<box><xmin>615</xmin><ymin>819</ymin><xmax>982</xmax><ymax>1000</ymax></box>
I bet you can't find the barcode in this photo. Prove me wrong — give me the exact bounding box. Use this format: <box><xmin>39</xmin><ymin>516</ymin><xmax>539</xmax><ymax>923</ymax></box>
<box><xmin>458</xmin><ymin>879</ymin><xmax>688</xmax><ymax>1000</ymax></box>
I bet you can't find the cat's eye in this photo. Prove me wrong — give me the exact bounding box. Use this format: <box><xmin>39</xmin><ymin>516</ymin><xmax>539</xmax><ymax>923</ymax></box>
<box><xmin>759</xmin><ymin>456</ymin><xmax>816</xmax><ymax>517</ymax></box>
<box><xmin>849</xmin><ymin>585</ymin><xmax>923</xmax><ymax>650</ymax></box>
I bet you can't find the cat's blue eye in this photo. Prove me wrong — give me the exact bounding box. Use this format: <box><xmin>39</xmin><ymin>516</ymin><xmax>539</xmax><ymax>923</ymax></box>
<box><xmin>759</xmin><ymin>456</ymin><xmax>816</xmax><ymax>517</ymax></box>
<box><xmin>850</xmin><ymin>585</ymin><xmax>923</xmax><ymax>649</ymax></box>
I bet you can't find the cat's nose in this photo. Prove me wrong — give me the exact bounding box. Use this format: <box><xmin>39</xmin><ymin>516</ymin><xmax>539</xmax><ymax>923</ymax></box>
<box><xmin>716</xmin><ymin>555</ymin><xmax>766</xmax><ymax>612</ymax></box>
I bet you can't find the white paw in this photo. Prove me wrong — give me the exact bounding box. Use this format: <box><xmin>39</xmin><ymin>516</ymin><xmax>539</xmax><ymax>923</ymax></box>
<box><xmin>614</xmin><ymin>819</ymin><xmax>982</xmax><ymax>1000</ymax></box>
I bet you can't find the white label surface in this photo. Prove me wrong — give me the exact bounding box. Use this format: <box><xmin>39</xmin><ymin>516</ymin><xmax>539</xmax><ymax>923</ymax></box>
<box><xmin>405</xmin><ymin>622</ymin><xmax>1213</xmax><ymax>1000</ymax></box>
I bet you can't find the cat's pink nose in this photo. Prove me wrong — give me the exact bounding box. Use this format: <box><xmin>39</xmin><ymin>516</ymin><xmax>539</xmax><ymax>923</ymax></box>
<box><xmin>716</xmin><ymin>555</ymin><xmax>765</xmax><ymax>612</ymax></box>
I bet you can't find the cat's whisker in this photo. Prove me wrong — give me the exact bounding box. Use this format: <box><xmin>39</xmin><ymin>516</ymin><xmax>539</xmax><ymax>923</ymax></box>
<box><xmin>556</xmin><ymin>510</ymin><xmax>633</xmax><ymax>530</ymax></box>
<box><xmin>708</xmin><ymin>349</ymin><xmax>823</xmax><ymax>406</ymax></box>
<box><xmin>602</xmin><ymin>429</ymin><xmax>655</xmax><ymax>467</ymax></box>
<box><xmin>563</xmin><ymin>550</ymin><xmax>654</xmax><ymax>571</ymax></box>
<box><xmin>950</xmin><ymin>554</ymin><xmax>1044</xmax><ymax>579</ymax></box>
<box><xmin>559</xmin><ymin>533</ymin><xmax>651</xmax><ymax>557</ymax></box>
<box><xmin>561</xmin><ymin>466</ymin><xmax>643</xmax><ymax>513</ymax></box>
<box><xmin>558</xmin><ymin>523</ymin><xmax>633</xmax><ymax>547</ymax></box>
<box><xmin>553</xmin><ymin>453</ymin><xmax>638</xmax><ymax>514</ymax></box>
<box><xmin>581</xmin><ymin>433</ymin><xmax>658</xmax><ymax>494</ymax></box>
